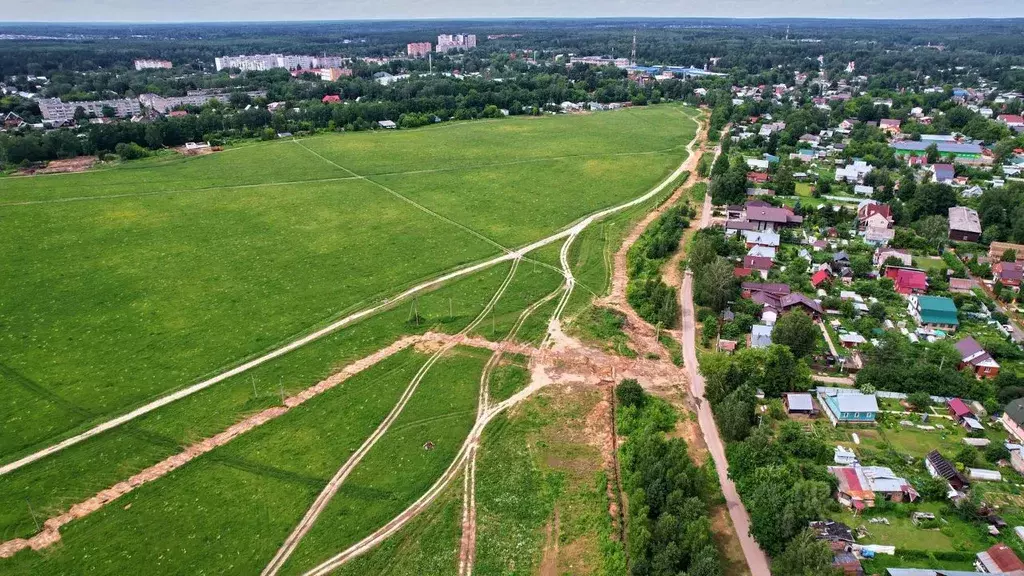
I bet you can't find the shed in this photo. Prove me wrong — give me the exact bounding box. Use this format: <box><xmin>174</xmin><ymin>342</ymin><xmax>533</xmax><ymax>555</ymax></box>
<box><xmin>968</xmin><ymin>468</ymin><xmax>1003</xmax><ymax>482</ymax></box>
<box><xmin>785</xmin><ymin>392</ymin><xmax>816</xmax><ymax>414</ymax></box>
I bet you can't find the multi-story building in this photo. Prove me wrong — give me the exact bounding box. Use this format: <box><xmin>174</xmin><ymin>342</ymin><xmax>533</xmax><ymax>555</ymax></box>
<box><xmin>215</xmin><ymin>54</ymin><xmax>281</xmax><ymax>72</ymax></box>
<box><xmin>138</xmin><ymin>91</ymin><xmax>267</xmax><ymax>113</ymax></box>
<box><xmin>38</xmin><ymin>97</ymin><xmax>141</xmax><ymax>122</ymax></box>
<box><xmin>133</xmin><ymin>59</ymin><xmax>173</xmax><ymax>71</ymax></box>
<box><xmin>407</xmin><ymin>42</ymin><xmax>432</xmax><ymax>58</ymax></box>
<box><xmin>319</xmin><ymin>67</ymin><xmax>353</xmax><ymax>82</ymax></box>
<box><xmin>214</xmin><ymin>54</ymin><xmax>347</xmax><ymax>72</ymax></box>
<box><xmin>436</xmin><ymin>34</ymin><xmax>476</xmax><ymax>53</ymax></box>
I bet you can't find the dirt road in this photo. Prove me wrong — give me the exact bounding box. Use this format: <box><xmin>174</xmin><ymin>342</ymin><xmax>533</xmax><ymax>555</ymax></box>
<box><xmin>679</xmin><ymin>190</ymin><xmax>772</xmax><ymax>576</ymax></box>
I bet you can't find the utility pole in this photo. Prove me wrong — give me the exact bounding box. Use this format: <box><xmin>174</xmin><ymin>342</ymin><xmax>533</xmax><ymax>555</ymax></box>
<box><xmin>279</xmin><ymin>377</ymin><xmax>285</xmax><ymax>404</ymax></box>
<box><xmin>630</xmin><ymin>31</ymin><xmax>637</xmax><ymax>66</ymax></box>
<box><xmin>251</xmin><ymin>374</ymin><xmax>257</xmax><ymax>398</ymax></box>
<box><xmin>448</xmin><ymin>297</ymin><xmax>453</xmax><ymax>320</ymax></box>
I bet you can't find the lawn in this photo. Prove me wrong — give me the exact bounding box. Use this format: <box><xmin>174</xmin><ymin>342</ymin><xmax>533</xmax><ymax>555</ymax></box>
<box><xmin>279</xmin><ymin>345</ymin><xmax>487</xmax><ymax>575</ymax></box>
<box><xmin>1</xmin><ymin>103</ymin><xmax>697</xmax><ymax>464</ymax></box>
<box><xmin>795</xmin><ymin>182</ymin><xmax>813</xmax><ymax>197</ymax></box>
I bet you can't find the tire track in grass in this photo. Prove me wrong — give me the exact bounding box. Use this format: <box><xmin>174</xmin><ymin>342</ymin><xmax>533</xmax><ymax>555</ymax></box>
<box><xmin>261</xmin><ymin>260</ymin><xmax>520</xmax><ymax>576</ymax></box>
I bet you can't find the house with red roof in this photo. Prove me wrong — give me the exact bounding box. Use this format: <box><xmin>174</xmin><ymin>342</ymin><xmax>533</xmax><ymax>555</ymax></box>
<box><xmin>885</xmin><ymin>267</ymin><xmax>928</xmax><ymax>295</ymax></box>
<box><xmin>811</xmin><ymin>269</ymin><xmax>831</xmax><ymax>288</ymax></box>
<box><xmin>747</xmin><ymin>171</ymin><xmax>769</xmax><ymax>184</ymax></box>
<box><xmin>948</xmin><ymin>396</ymin><xmax>986</xmax><ymax>432</ymax></box>
<box><xmin>994</xmin><ymin>261</ymin><xmax>1023</xmax><ymax>289</ymax></box>
<box><xmin>977</xmin><ymin>543</ymin><xmax>1024</xmax><ymax>573</ymax></box>
<box><xmin>857</xmin><ymin>203</ymin><xmax>893</xmax><ymax>231</ymax></box>
<box><xmin>322</xmin><ymin>94</ymin><xmax>342</xmax><ymax>103</ymax></box>
<box><xmin>733</xmin><ymin>267</ymin><xmax>753</xmax><ymax>279</ymax></box>
<box><xmin>997</xmin><ymin>114</ymin><xmax>1024</xmax><ymax>128</ymax></box>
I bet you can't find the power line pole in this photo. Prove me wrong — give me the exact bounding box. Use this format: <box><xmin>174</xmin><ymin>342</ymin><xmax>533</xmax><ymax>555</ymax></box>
<box><xmin>630</xmin><ymin>31</ymin><xmax>637</xmax><ymax>66</ymax></box>
<box><xmin>26</xmin><ymin>499</ymin><xmax>39</xmax><ymax>532</ymax></box>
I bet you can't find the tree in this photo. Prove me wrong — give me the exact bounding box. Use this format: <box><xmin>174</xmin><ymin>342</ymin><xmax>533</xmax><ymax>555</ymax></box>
<box><xmin>868</xmin><ymin>301</ymin><xmax>887</xmax><ymax>321</ymax></box>
<box><xmin>617</xmin><ymin>378</ymin><xmax>646</xmax><ymax>410</ymax></box>
<box><xmin>955</xmin><ymin>444</ymin><xmax>980</xmax><ymax>468</ymax></box>
<box><xmin>772</xmin><ymin>529</ymin><xmax>841</xmax><ymax>576</ymax></box>
<box><xmin>913</xmin><ymin>215</ymin><xmax>949</xmax><ymax>248</ymax></box>
<box><xmin>1003</xmin><ymin>249</ymin><xmax>1018</xmax><ymax>263</ymax></box>
<box><xmin>693</xmin><ymin>257</ymin><xmax>737</xmax><ymax>312</ymax></box>
<box><xmin>771</xmin><ymin>312</ymin><xmax>818</xmax><ymax>359</ymax></box>
<box><xmin>925</xmin><ymin>143</ymin><xmax>940</xmax><ymax>164</ymax></box>
<box><xmin>907</xmin><ymin>391</ymin><xmax>931</xmax><ymax>411</ymax></box>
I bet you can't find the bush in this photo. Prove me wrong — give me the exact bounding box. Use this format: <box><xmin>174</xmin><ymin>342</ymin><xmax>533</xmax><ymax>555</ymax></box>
<box><xmin>114</xmin><ymin>142</ymin><xmax>149</xmax><ymax>160</ymax></box>
<box><xmin>616</xmin><ymin>378</ymin><xmax>646</xmax><ymax>410</ymax></box>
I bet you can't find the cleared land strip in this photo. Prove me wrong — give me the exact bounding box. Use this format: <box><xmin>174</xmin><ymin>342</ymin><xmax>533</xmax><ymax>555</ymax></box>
<box><xmin>0</xmin><ymin>331</ymin><xmax>529</xmax><ymax>559</ymax></box>
<box><xmin>262</xmin><ymin>260</ymin><xmax>521</xmax><ymax>576</ymax></box>
<box><xmin>1</xmin><ymin>109</ymin><xmax>698</xmax><ymax>478</ymax></box>
<box><xmin>0</xmin><ymin>176</ymin><xmax>363</xmax><ymax>207</ymax></box>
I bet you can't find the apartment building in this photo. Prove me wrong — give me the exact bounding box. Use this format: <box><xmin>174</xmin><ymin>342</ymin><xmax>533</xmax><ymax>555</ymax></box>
<box><xmin>133</xmin><ymin>59</ymin><xmax>173</xmax><ymax>71</ymax></box>
<box><xmin>407</xmin><ymin>42</ymin><xmax>432</xmax><ymax>58</ymax></box>
<box><xmin>436</xmin><ymin>34</ymin><xmax>476</xmax><ymax>53</ymax></box>
<box><xmin>38</xmin><ymin>97</ymin><xmax>140</xmax><ymax>122</ymax></box>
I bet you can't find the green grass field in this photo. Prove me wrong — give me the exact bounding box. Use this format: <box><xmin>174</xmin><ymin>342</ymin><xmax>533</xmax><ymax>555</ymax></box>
<box><xmin>0</xmin><ymin>104</ymin><xmax>701</xmax><ymax>574</ymax></box>
<box><xmin>280</xmin><ymin>345</ymin><xmax>487</xmax><ymax>575</ymax></box>
<box><xmin>1</xmin><ymin>104</ymin><xmax>697</xmax><ymax>464</ymax></box>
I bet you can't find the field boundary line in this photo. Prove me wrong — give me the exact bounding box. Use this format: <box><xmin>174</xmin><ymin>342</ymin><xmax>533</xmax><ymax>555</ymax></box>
<box><xmin>291</xmin><ymin>139</ymin><xmax>511</xmax><ymax>254</ymax></box>
<box><xmin>1</xmin><ymin>109</ymin><xmax>698</xmax><ymax>478</ymax></box>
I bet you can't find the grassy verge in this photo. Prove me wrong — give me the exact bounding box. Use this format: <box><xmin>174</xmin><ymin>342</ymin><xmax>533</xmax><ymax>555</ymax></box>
<box><xmin>280</xmin><ymin>345</ymin><xmax>488</xmax><ymax>575</ymax></box>
<box><xmin>470</xmin><ymin>263</ymin><xmax>563</xmax><ymax>342</ymax></box>
<box><xmin>658</xmin><ymin>332</ymin><xmax>684</xmax><ymax>366</ymax></box>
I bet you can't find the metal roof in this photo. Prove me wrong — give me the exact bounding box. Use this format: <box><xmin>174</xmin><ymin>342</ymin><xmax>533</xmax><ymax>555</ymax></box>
<box><xmin>835</xmin><ymin>393</ymin><xmax>878</xmax><ymax>413</ymax></box>
<box><xmin>786</xmin><ymin>393</ymin><xmax>814</xmax><ymax>411</ymax></box>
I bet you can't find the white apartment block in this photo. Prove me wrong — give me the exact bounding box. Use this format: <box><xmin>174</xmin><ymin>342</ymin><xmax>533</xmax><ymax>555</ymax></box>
<box><xmin>436</xmin><ymin>34</ymin><xmax>477</xmax><ymax>53</ymax></box>
<box><xmin>133</xmin><ymin>59</ymin><xmax>173</xmax><ymax>71</ymax></box>
<box><xmin>214</xmin><ymin>54</ymin><xmax>347</xmax><ymax>72</ymax></box>
<box><xmin>38</xmin><ymin>97</ymin><xmax>141</xmax><ymax>122</ymax></box>
<box><xmin>138</xmin><ymin>91</ymin><xmax>268</xmax><ymax>113</ymax></box>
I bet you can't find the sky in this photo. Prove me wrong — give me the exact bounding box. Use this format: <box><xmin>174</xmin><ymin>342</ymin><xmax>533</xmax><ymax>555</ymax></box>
<box><xmin>3</xmin><ymin>0</ymin><xmax>1024</xmax><ymax>22</ymax></box>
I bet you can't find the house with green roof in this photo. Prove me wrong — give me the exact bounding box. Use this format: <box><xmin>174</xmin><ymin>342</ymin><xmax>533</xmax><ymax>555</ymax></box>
<box><xmin>908</xmin><ymin>295</ymin><xmax>959</xmax><ymax>332</ymax></box>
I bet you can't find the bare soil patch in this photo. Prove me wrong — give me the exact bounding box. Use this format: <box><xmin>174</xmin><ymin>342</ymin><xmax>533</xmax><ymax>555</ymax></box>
<box><xmin>18</xmin><ymin>156</ymin><xmax>97</xmax><ymax>175</ymax></box>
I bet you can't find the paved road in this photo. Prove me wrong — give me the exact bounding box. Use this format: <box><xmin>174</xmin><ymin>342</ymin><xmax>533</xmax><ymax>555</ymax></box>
<box><xmin>679</xmin><ymin>190</ymin><xmax>772</xmax><ymax>576</ymax></box>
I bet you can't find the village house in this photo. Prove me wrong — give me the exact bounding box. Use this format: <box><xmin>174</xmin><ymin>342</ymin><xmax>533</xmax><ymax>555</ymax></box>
<box><xmin>829</xmin><ymin>465</ymin><xmax>918</xmax><ymax>510</ymax></box>
<box><xmin>930</xmin><ymin>163</ymin><xmax>956</xmax><ymax>184</ymax></box>
<box><xmin>750</xmin><ymin>324</ymin><xmax>773</xmax><ymax>348</ymax></box>
<box><xmin>835</xmin><ymin>160</ymin><xmax>873</xmax><ymax>183</ymax></box>
<box><xmin>993</xmin><ymin>261</ymin><xmax>1023</xmax><ymax>289</ymax></box>
<box><xmin>857</xmin><ymin>203</ymin><xmax>893</xmax><ymax>231</ymax></box>
<box><xmin>948</xmin><ymin>206</ymin><xmax>982</xmax><ymax>242</ymax></box>
<box><xmin>1002</xmin><ymin>399</ymin><xmax>1024</xmax><ymax>443</ymax></box>
<box><xmin>948</xmin><ymin>397</ymin><xmax>986</xmax><ymax>431</ymax></box>
<box><xmin>874</xmin><ymin>247</ymin><xmax>913</xmax><ymax>268</ymax></box>
<box><xmin>742</xmin><ymin>201</ymin><xmax>803</xmax><ymax>231</ymax></box>
<box><xmin>976</xmin><ymin>543</ymin><xmax>1024</xmax><ymax>573</ymax></box>
<box><xmin>908</xmin><ymin>295</ymin><xmax>959</xmax><ymax>332</ymax></box>
<box><xmin>879</xmin><ymin>118</ymin><xmax>901</xmax><ymax>134</ymax></box>
<box><xmin>818</xmin><ymin>390</ymin><xmax>878</xmax><ymax>425</ymax></box>
<box><xmin>955</xmin><ymin>337</ymin><xmax>1001</xmax><ymax>379</ymax></box>
<box><xmin>949</xmin><ymin>278</ymin><xmax>974</xmax><ymax>294</ymax></box>
<box><xmin>885</xmin><ymin>266</ymin><xmax>929</xmax><ymax>295</ymax></box>
<box><xmin>989</xmin><ymin>242</ymin><xmax>1024</xmax><ymax>263</ymax></box>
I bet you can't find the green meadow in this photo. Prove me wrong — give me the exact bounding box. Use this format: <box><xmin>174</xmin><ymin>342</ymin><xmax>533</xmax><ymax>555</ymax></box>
<box><xmin>0</xmin><ymin>104</ymin><xmax>700</xmax><ymax>573</ymax></box>
<box><xmin>1</xmin><ymin>104</ymin><xmax>696</xmax><ymax>463</ymax></box>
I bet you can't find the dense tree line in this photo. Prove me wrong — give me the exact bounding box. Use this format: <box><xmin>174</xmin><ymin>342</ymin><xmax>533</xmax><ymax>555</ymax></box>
<box><xmin>0</xmin><ymin>67</ymin><xmax>659</xmax><ymax>167</ymax></box>
<box><xmin>616</xmin><ymin>380</ymin><xmax>723</xmax><ymax>576</ymax></box>
<box><xmin>697</xmin><ymin>352</ymin><xmax>838</xmax><ymax>574</ymax></box>
<box><xmin>688</xmin><ymin>228</ymin><xmax>741</xmax><ymax>314</ymax></box>
<box><xmin>626</xmin><ymin>202</ymin><xmax>691</xmax><ymax>328</ymax></box>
